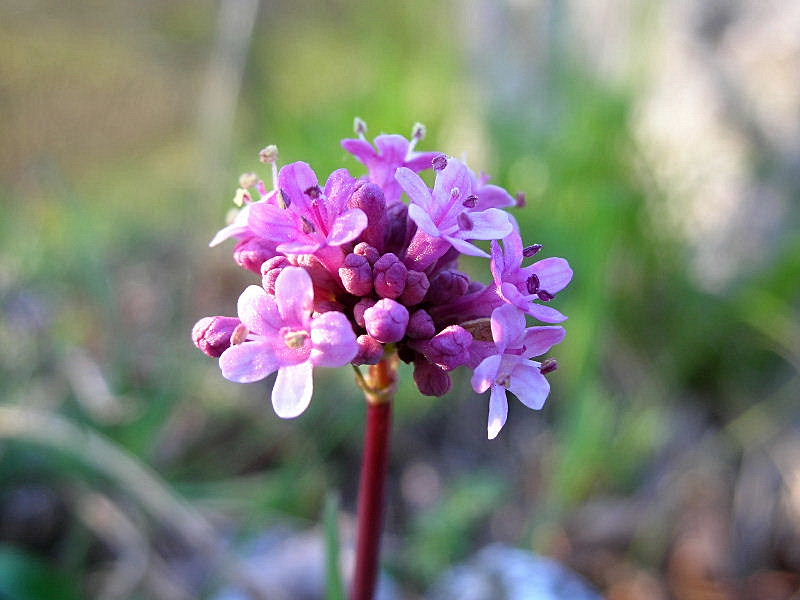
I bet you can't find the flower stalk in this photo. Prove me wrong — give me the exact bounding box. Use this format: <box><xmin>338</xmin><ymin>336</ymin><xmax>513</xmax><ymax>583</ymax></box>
<box><xmin>352</xmin><ymin>355</ymin><xmax>397</xmax><ymax>600</ymax></box>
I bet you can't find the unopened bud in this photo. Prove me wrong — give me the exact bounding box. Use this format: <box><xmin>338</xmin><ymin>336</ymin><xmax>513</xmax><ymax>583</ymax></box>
<box><xmin>192</xmin><ymin>316</ymin><xmax>241</xmax><ymax>358</ymax></box>
<box><xmin>353</xmin><ymin>335</ymin><xmax>384</xmax><ymax>365</ymax></box>
<box><xmin>259</xmin><ymin>145</ymin><xmax>279</xmax><ymax>164</ymax></box>
<box><xmin>373</xmin><ymin>252</ymin><xmax>407</xmax><ymax>299</ymax></box>
<box><xmin>406</xmin><ymin>309</ymin><xmax>436</xmax><ymax>340</ymax></box>
<box><xmin>339</xmin><ymin>253</ymin><xmax>373</xmax><ymax>296</ymax></box>
<box><xmin>354</xmin><ymin>242</ymin><xmax>380</xmax><ymax>265</ymax></box>
<box><xmin>348</xmin><ymin>183</ymin><xmax>387</xmax><ymax>251</ymax></box>
<box><xmin>423</xmin><ymin>325</ymin><xmax>473</xmax><ymax>371</ymax></box>
<box><xmin>413</xmin><ymin>359</ymin><xmax>452</xmax><ymax>396</ymax></box>
<box><xmin>364</xmin><ymin>299</ymin><xmax>409</xmax><ymax>343</ymax></box>
<box><xmin>233</xmin><ymin>238</ymin><xmax>277</xmax><ymax>274</ymax></box>
<box><xmin>353</xmin><ymin>298</ymin><xmax>377</xmax><ymax>328</ymax></box>
<box><xmin>399</xmin><ymin>270</ymin><xmax>429</xmax><ymax>306</ymax></box>
<box><xmin>426</xmin><ymin>271</ymin><xmax>470</xmax><ymax>305</ymax></box>
<box><xmin>261</xmin><ymin>256</ymin><xmax>290</xmax><ymax>293</ymax></box>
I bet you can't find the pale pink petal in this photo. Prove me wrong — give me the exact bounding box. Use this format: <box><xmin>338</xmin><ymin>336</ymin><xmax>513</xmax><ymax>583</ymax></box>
<box><xmin>408</xmin><ymin>203</ymin><xmax>440</xmax><ymax>236</ymax></box>
<box><xmin>443</xmin><ymin>235</ymin><xmax>490</xmax><ymax>258</ymax></box>
<box><xmin>487</xmin><ymin>385</ymin><xmax>509</xmax><ymax>439</ymax></box>
<box><xmin>457</xmin><ymin>208</ymin><xmax>512</xmax><ymax>240</ymax></box>
<box><xmin>324</xmin><ymin>168</ymin><xmax>357</xmax><ymax>212</ymax></box>
<box><xmin>395</xmin><ymin>167</ymin><xmax>433</xmax><ymax>210</ymax></box>
<box><xmin>310</xmin><ymin>311</ymin><xmax>358</xmax><ymax>367</ymax></box>
<box><xmin>327</xmin><ymin>208</ymin><xmax>368</xmax><ymax>246</ymax></box>
<box><xmin>374</xmin><ymin>134</ymin><xmax>410</xmax><ymax>163</ymax></box>
<box><xmin>404</xmin><ymin>151</ymin><xmax>438</xmax><ymax>172</ymax></box>
<box><xmin>278</xmin><ymin>162</ymin><xmax>319</xmax><ymax>209</ymax></box>
<box><xmin>433</xmin><ymin>158</ymin><xmax>473</xmax><ymax>201</ymax></box>
<box><xmin>507</xmin><ymin>362</ymin><xmax>550</xmax><ymax>410</ymax></box>
<box><xmin>526</xmin><ymin>302</ymin><xmax>568</xmax><ymax>324</ymax></box>
<box><xmin>219</xmin><ymin>341</ymin><xmax>279</xmax><ymax>383</ymax></box>
<box><xmin>272</xmin><ymin>361</ymin><xmax>313</xmax><ymax>418</ymax></box>
<box><xmin>490</xmin><ymin>304</ymin><xmax>526</xmax><ymax>353</ymax></box>
<box><xmin>237</xmin><ymin>285</ymin><xmax>281</xmax><ymax>335</ymax></box>
<box><xmin>277</xmin><ymin>239</ymin><xmax>321</xmax><ymax>254</ymax></box>
<box><xmin>274</xmin><ymin>267</ymin><xmax>313</xmax><ymax>325</ymax></box>
<box><xmin>500</xmin><ymin>282</ymin><xmax>530</xmax><ymax>311</ymax></box>
<box><xmin>520</xmin><ymin>326</ymin><xmax>566</xmax><ymax>358</ymax></box>
<box><xmin>531</xmin><ymin>257</ymin><xmax>573</xmax><ymax>294</ymax></box>
<box><xmin>489</xmin><ymin>241</ymin><xmax>504</xmax><ymax>283</ymax></box>
<box><xmin>471</xmin><ymin>354</ymin><xmax>501</xmax><ymax>393</ymax></box>
<box><xmin>248</xmin><ymin>203</ymin><xmax>296</xmax><ymax>243</ymax></box>
<box><xmin>475</xmin><ymin>184</ymin><xmax>515</xmax><ymax>210</ymax></box>
<box><xmin>209</xmin><ymin>205</ymin><xmax>251</xmax><ymax>246</ymax></box>
<box><xmin>501</xmin><ymin>230</ymin><xmax>524</xmax><ymax>272</ymax></box>
<box><xmin>341</xmin><ymin>138</ymin><xmax>377</xmax><ymax>165</ymax></box>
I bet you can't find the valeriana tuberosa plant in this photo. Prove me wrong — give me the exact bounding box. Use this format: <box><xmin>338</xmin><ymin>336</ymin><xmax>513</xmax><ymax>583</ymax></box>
<box><xmin>192</xmin><ymin>120</ymin><xmax>573</xmax><ymax>600</ymax></box>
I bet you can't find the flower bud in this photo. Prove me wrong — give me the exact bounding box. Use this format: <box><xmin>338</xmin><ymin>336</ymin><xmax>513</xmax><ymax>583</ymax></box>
<box><xmin>348</xmin><ymin>183</ymin><xmax>387</xmax><ymax>251</ymax></box>
<box><xmin>373</xmin><ymin>253</ymin><xmax>407</xmax><ymax>299</ymax></box>
<box><xmin>261</xmin><ymin>256</ymin><xmax>290</xmax><ymax>293</ymax></box>
<box><xmin>406</xmin><ymin>309</ymin><xmax>436</xmax><ymax>340</ymax></box>
<box><xmin>413</xmin><ymin>359</ymin><xmax>452</xmax><ymax>396</ymax></box>
<box><xmin>353</xmin><ymin>335</ymin><xmax>384</xmax><ymax>365</ymax></box>
<box><xmin>233</xmin><ymin>238</ymin><xmax>277</xmax><ymax>274</ymax></box>
<box><xmin>339</xmin><ymin>253</ymin><xmax>373</xmax><ymax>296</ymax></box>
<box><xmin>364</xmin><ymin>299</ymin><xmax>409</xmax><ymax>343</ymax></box>
<box><xmin>399</xmin><ymin>270</ymin><xmax>429</xmax><ymax>306</ymax></box>
<box><xmin>192</xmin><ymin>316</ymin><xmax>241</xmax><ymax>358</ymax></box>
<box><xmin>426</xmin><ymin>271</ymin><xmax>470</xmax><ymax>305</ymax></box>
<box><xmin>353</xmin><ymin>242</ymin><xmax>380</xmax><ymax>265</ymax></box>
<box><xmin>423</xmin><ymin>325</ymin><xmax>473</xmax><ymax>371</ymax></box>
<box><xmin>353</xmin><ymin>298</ymin><xmax>377</xmax><ymax>328</ymax></box>
<box><xmin>384</xmin><ymin>203</ymin><xmax>410</xmax><ymax>255</ymax></box>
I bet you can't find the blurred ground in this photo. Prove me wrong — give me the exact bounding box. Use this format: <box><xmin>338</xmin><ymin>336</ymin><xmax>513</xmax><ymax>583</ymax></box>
<box><xmin>1</xmin><ymin>0</ymin><xmax>799</xmax><ymax>598</ymax></box>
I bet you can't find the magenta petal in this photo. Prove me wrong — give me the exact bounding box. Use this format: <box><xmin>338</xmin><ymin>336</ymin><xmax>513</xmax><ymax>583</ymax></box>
<box><xmin>274</xmin><ymin>267</ymin><xmax>313</xmax><ymax>325</ymax></box>
<box><xmin>272</xmin><ymin>361</ymin><xmax>313</xmax><ymax>418</ymax></box>
<box><xmin>444</xmin><ymin>235</ymin><xmax>489</xmax><ymax>258</ymax></box>
<box><xmin>310</xmin><ymin>311</ymin><xmax>358</xmax><ymax>367</ymax></box>
<box><xmin>458</xmin><ymin>208</ymin><xmax>513</xmax><ymax>240</ymax></box>
<box><xmin>475</xmin><ymin>184</ymin><xmax>515</xmax><ymax>210</ymax></box>
<box><xmin>219</xmin><ymin>341</ymin><xmax>279</xmax><ymax>383</ymax></box>
<box><xmin>500</xmin><ymin>282</ymin><xmax>530</xmax><ymax>311</ymax></box>
<box><xmin>521</xmin><ymin>326</ymin><xmax>566</xmax><ymax>358</ymax></box>
<box><xmin>507</xmin><ymin>362</ymin><xmax>550</xmax><ymax>410</ymax></box>
<box><xmin>531</xmin><ymin>257</ymin><xmax>573</xmax><ymax>294</ymax></box>
<box><xmin>490</xmin><ymin>304</ymin><xmax>526</xmax><ymax>353</ymax></box>
<box><xmin>278</xmin><ymin>162</ymin><xmax>319</xmax><ymax>208</ymax></box>
<box><xmin>526</xmin><ymin>302</ymin><xmax>568</xmax><ymax>324</ymax></box>
<box><xmin>324</xmin><ymin>168</ymin><xmax>357</xmax><ymax>212</ymax></box>
<box><xmin>408</xmin><ymin>203</ymin><xmax>440</xmax><ymax>237</ymax></box>
<box><xmin>404</xmin><ymin>151</ymin><xmax>438</xmax><ymax>172</ymax></box>
<box><xmin>327</xmin><ymin>208</ymin><xmax>368</xmax><ymax>246</ymax></box>
<box><xmin>395</xmin><ymin>167</ymin><xmax>432</xmax><ymax>210</ymax></box>
<box><xmin>342</xmin><ymin>138</ymin><xmax>377</xmax><ymax>164</ymax></box>
<box><xmin>487</xmin><ymin>385</ymin><xmax>509</xmax><ymax>439</ymax></box>
<box><xmin>472</xmin><ymin>354</ymin><xmax>501</xmax><ymax>393</ymax></box>
<box><xmin>277</xmin><ymin>239</ymin><xmax>321</xmax><ymax>254</ymax></box>
<box><xmin>209</xmin><ymin>205</ymin><xmax>251</xmax><ymax>246</ymax></box>
<box><xmin>248</xmin><ymin>203</ymin><xmax>296</xmax><ymax>243</ymax></box>
<box><xmin>237</xmin><ymin>285</ymin><xmax>281</xmax><ymax>335</ymax></box>
<box><xmin>374</xmin><ymin>134</ymin><xmax>410</xmax><ymax>163</ymax></box>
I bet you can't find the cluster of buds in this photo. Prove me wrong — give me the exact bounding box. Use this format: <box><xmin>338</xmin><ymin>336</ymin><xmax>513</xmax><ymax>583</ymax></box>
<box><xmin>192</xmin><ymin>121</ymin><xmax>572</xmax><ymax>438</ymax></box>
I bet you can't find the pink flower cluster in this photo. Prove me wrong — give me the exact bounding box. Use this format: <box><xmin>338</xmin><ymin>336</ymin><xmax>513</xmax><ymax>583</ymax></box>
<box><xmin>192</xmin><ymin>122</ymin><xmax>572</xmax><ymax>438</ymax></box>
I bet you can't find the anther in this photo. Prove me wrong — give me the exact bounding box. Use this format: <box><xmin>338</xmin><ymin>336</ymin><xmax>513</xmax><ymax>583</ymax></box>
<box><xmin>301</xmin><ymin>216</ymin><xmax>316</xmax><ymax>234</ymax></box>
<box><xmin>540</xmin><ymin>358</ymin><xmax>559</xmax><ymax>374</ymax></box>
<box><xmin>304</xmin><ymin>185</ymin><xmax>322</xmax><ymax>199</ymax></box>
<box><xmin>259</xmin><ymin>145</ymin><xmax>279</xmax><ymax>164</ymax></box>
<box><xmin>515</xmin><ymin>192</ymin><xmax>527</xmax><ymax>208</ymax></box>
<box><xmin>233</xmin><ymin>188</ymin><xmax>250</xmax><ymax>207</ymax></box>
<box><xmin>432</xmin><ymin>154</ymin><xmax>448</xmax><ymax>171</ymax></box>
<box><xmin>239</xmin><ymin>172</ymin><xmax>259</xmax><ymax>189</ymax></box>
<box><xmin>278</xmin><ymin>189</ymin><xmax>291</xmax><ymax>209</ymax></box>
<box><xmin>526</xmin><ymin>274</ymin><xmax>540</xmax><ymax>294</ymax></box>
<box><xmin>522</xmin><ymin>244</ymin><xmax>543</xmax><ymax>257</ymax></box>
<box><xmin>411</xmin><ymin>122</ymin><xmax>427</xmax><ymax>141</ymax></box>
<box><xmin>354</xmin><ymin>117</ymin><xmax>368</xmax><ymax>137</ymax></box>
<box><xmin>537</xmin><ymin>290</ymin><xmax>554</xmax><ymax>302</ymax></box>
<box><xmin>462</xmin><ymin>195</ymin><xmax>478</xmax><ymax>208</ymax></box>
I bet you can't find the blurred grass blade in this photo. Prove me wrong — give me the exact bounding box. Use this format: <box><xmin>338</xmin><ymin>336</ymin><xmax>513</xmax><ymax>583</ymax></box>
<box><xmin>324</xmin><ymin>491</ymin><xmax>346</xmax><ymax>600</ymax></box>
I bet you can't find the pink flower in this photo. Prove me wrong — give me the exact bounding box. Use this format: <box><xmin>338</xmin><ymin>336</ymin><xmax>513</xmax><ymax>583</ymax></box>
<box><xmin>219</xmin><ymin>267</ymin><xmax>358</xmax><ymax>418</ymax></box>
<box><xmin>471</xmin><ymin>304</ymin><xmax>565</xmax><ymax>439</ymax></box>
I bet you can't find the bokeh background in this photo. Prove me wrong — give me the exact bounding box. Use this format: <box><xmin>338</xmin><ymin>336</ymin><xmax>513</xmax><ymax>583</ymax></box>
<box><xmin>2</xmin><ymin>1</ymin><xmax>800</xmax><ymax>598</ymax></box>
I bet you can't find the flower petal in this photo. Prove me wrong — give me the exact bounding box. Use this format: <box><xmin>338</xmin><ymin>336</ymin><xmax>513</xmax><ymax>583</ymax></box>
<box><xmin>443</xmin><ymin>235</ymin><xmax>490</xmax><ymax>258</ymax></box>
<box><xmin>237</xmin><ymin>285</ymin><xmax>281</xmax><ymax>335</ymax></box>
<box><xmin>324</xmin><ymin>168</ymin><xmax>357</xmax><ymax>213</ymax></box>
<box><xmin>219</xmin><ymin>341</ymin><xmax>279</xmax><ymax>383</ymax></box>
<box><xmin>209</xmin><ymin>205</ymin><xmax>251</xmax><ymax>247</ymax></box>
<box><xmin>395</xmin><ymin>167</ymin><xmax>432</xmax><ymax>210</ymax></box>
<box><xmin>404</xmin><ymin>151</ymin><xmax>438</xmax><ymax>172</ymax></box>
<box><xmin>327</xmin><ymin>208</ymin><xmax>368</xmax><ymax>246</ymax></box>
<box><xmin>487</xmin><ymin>385</ymin><xmax>509</xmax><ymax>439</ymax></box>
<box><xmin>471</xmin><ymin>354</ymin><xmax>501</xmax><ymax>393</ymax></box>
<box><xmin>310</xmin><ymin>311</ymin><xmax>358</xmax><ymax>367</ymax></box>
<box><xmin>490</xmin><ymin>304</ymin><xmax>526</xmax><ymax>353</ymax></box>
<box><xmin>374</xmin><ymin>134</ymin><xmax>410</xmax><ymax>163</ymax></box>
<box><xmin>521</xmin><ymin>326</ymin><xmax>566</xmax><ymax>358</ymax></box>
<box><xmin>341</xmin><ymin>138</ymin><xmax>377</xmax><ymax>165</ymax></box>
<box><xmin>278</xmin><ymin>161</ymin><xmax>319</xmax><ymax>210</ymax></box>
<box><xmin>272</xmin><ymin>361</ymin><xmax>313</xmax><ymax>418</ymax></box>
<box><xmin>274</xmin><ymin>267</ymin><xmax>313</xmax><ymax>325</ymax></box>
<box><xmin>525</xmin><ymin>302</ymin><xmax>568</xmax><ymax>324</ymax></box>
<box><xmin>247</xmin><ymin>203</ymin><xmax>297</xmax><ymax>243</ymax></box>
<box><xmin>507</xmin><ymin>362</ymin><xmax>550</xmax><ymax>410</ymax></box>
<box><xmin>475</xmin><ymin>184</ymin><xmax>515</xmax><ymax>210</ymax></box>
<box><xmin>458</xmin><ymin>208</ymin><xmax>513</xmax><ymax>241</ymax></box>
<box><xmin>433</xmin><ymin>158</ymin><xmax>472</xmax><ymax>202</ymax></box>
<box><xmin>531</xmin><ymin>257</ymin><xmax>573</xmax><ymax>295</ymax></box>
<box><xmin>408</xmin><ymin>203</ymin><xmax>440</xmax><ymax>236</ymax></box>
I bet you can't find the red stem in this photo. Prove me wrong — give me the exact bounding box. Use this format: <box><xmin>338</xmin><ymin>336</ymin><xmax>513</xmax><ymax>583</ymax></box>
<box><xmin>351</xmin><ymin>399</ymin><xmax>392</xmax><ymax>600</ymax></box>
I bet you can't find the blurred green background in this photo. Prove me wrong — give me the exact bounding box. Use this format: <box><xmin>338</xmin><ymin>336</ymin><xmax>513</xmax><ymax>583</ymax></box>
<box><xmin>2</xmin><ymin>1</ymin><xmax>799</xmax><ymax>598</ymax></box>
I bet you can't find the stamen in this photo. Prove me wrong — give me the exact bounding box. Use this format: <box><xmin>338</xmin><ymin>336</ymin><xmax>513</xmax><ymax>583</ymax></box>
<box><xmin>411</xmin><ymin>122</ymin><xmax>426</xmax><ymax>141</ymax></box>
<box><xmin>537</xmin><ymin>290</ymin><xmax>554</xmax><ymax>302</ymax></box>
<box><xmin>457</xmin><ymin>212</ymin><xmax>473</xmax><ymax>231</ymax></box>
<box><xmin>278</xmin><ymin>189</ymin><xmax>291</xmax><ymax>209</ymax></box>
<box><xmin>515</xmin><ymin>192</ymin><xmax>527</xmax><ymax>208</ymax></box>
<box><xmin>232</xmin><ymin>188</ymin><xmax>250</xmax><ymax>207</ymax></box>
<box><xmin>432</xmin><ymin>154</ymin><xmax>448</xmax><ymax>171</ymax></box>
<box><xmin>522</xmin><ymin>244</ymin><xmax>543</xmax><ymax>257</ymax></box>
<box><xmin>259</xmin><ymin>144</ymin><xmax>279</xmax><ymax>164</ymax></box>
<box><xmin>304</xmin><ymin>185</ymin><xmax>322</xmax><ymax>199</ymax></box>
<box><xmin>450</xmin><ymin>187</ymin><xmax>461</xmax><ymax>200</ymax></box>
<box><xmin>497</xmin><ymin>374</ymin><xmax>511</xmax><ymax>387</ymax></box>
<box><xmin>284</xmin><ymin>330</ymin><xmax>309</xmax><ymax>349</ymax></box>
<box><xmin>238</xmin><ymin>172</ymin><xmax>259</xmax><ymax>189</ymax></box>
<box><xmin>230</xmin><ymin>323</ymin><xmax>249</xmax><ymax>345</ymax></box>
<box><xmin>301</xmin><ymin>216</ymin><xmax>316</xmax><ymax>234</ymax></box>
<box><xmin>462</xmin><ymin>195</ymin><xmax>478</xmax><ymax>208</ymax></box>
<box><xmin>540</xmin><ymin>358</ymin><xmax>559</xmax><ymax>374</ymax></box>
<box><xmin>354</xmin><ymin>117</ymin><xmax>368</xmax><ymax>138</ymax></box>
<box><xmin>526</xmin><ymin>274</ymin><xmax>540</xmax><ymax>294</ymax></box>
